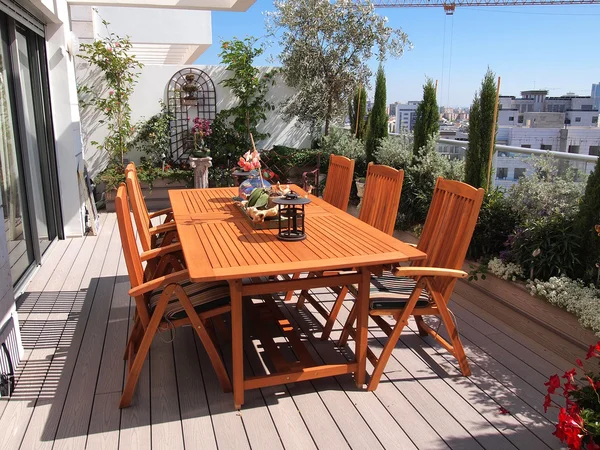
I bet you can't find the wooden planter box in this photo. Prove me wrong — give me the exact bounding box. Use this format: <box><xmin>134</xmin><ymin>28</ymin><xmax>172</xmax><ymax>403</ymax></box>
<box><xmin>393</xmin><ymin>230</ymin><xmax>597</xmax><ymax>364</ymax></box>
<box><xmin>104</xmin><ymin>179</ymin><xmax>189</xmax><ymax>212</ymax></box>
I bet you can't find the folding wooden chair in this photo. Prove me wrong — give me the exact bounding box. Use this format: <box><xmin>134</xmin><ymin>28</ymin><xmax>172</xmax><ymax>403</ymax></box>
<box><xmin>296</xmin><ymin>163</ymin><xmax>405</xmax><ymax>340</ymax></box>
<box><xmin>125</xmin><ymin>170</ymin><xmax>178</xmax><ymax>253</ymax></box>
<box><xmin>115</xmin><ymin>184</ymin><xmax>232</xmax><ymax>408</ymax></box>
<box><xmin>339</xmin><ymin>178</ymin><xmax>485</xmax><ymax>390</ymax></box>
<box><xmin>322</xmin><ymin>154</ymin><xmax>355</xmax><ymax>212</ymax></box>
<box><xmin>283</xmin><ymin>154</ymin><xmax>356</xmax><ymax>301</ymax></box>
<box><xmin>125</xmin><ymin>163</ymin><xmax>176</xmax><ymax>250</ymax></box>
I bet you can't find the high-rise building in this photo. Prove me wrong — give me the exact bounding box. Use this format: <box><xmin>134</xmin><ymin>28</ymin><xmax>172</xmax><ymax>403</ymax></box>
<box><xmin>395</xmin><ymin>101</ymin><xmax>420</xmax><ymax>131</ymax></box>
<box><xmin>592</xmin><ymin>83</ymin><xmax>600</xmax><ymax>111</ymax></box>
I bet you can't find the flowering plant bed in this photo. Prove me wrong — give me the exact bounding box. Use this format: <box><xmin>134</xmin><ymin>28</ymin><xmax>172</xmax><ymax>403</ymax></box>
<box><xmin>544</xmin><ymin>342</ymin><xmax>600</xmax><ymax>449</ymax></box>
<box><xmin>460</xmin><ymin>263</ymin><xmax>598</xmax><ymax>349</ymax></box>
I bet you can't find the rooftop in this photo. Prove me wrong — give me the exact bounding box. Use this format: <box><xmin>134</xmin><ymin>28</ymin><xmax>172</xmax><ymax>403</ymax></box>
<box><xmin>0</xmin><ymin>212</ymin><xmax>578</xmax><ymax>449</ymax></box>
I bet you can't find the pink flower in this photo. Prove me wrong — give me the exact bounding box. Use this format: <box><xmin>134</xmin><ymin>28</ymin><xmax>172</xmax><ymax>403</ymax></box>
<box><xmin>107</xmin><ymin>47</ymin><xmax>112</xmax><ymax>52</ymax></box>
<box><xmin>109</xmin><ymin>90</ymin><xmax>114</xmax><ymax>95</ymax></box>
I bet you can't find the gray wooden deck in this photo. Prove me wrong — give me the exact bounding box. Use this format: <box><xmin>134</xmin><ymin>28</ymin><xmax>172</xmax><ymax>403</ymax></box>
<box><xmin>0</xmin><ymin>212</ymin><xmax>576</xmax><ymax>449</ymax></box>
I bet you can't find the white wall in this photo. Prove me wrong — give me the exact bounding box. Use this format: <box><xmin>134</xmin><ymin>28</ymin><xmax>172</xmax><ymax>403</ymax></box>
<box><xmin>81</xmin><ymin>64</ymin><xmax>312</xmax><ymax>177</ymax></box>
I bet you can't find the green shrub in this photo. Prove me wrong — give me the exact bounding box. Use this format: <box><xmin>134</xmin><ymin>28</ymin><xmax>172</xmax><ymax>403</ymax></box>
<box><xmin>130</xmin><ymin>102</ymin><xmax>172</xmax><ymax>164</ymax></box>
<box><xmin>509</xmin><ymin>215</ymin><xmax>582</xmax><ymax>280</ymax></box>
<box><xmin>468</xmin><ymin>188</ymin><xmax>518</xmax><ymax>261</ymax></box>
<box><xmin>509</xmin><ymin>154</ymin><xmax>585</xmax><ymax>223</ymax></box>
<box><xmin>262</xmin><ymin>145</ymin><xmax>323</xmax><ymax>182</ymax></box>
<box><xmin>320</xmin><ymin>127</ymin><xmax>367</xmax><ymax>176</ymax></box>
<box><xmin>575</xmin><ymin>160</ymin><xmax>600</xmax><ymax>281</ymax></box>
<box><xmin>383</xmin><ymin>135</ymin><xmax>464</xmax><ymax>229</ymax></box>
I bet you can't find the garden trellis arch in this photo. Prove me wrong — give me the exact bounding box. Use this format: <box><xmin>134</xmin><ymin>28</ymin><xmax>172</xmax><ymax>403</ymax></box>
<box><xmin>167</xmin><ymin>68</ymin><xmax>217</xmax><ymax>162</ymax></box>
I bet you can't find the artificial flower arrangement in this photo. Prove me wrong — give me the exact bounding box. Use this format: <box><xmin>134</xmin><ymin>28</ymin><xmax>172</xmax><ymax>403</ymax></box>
<box><xmin>544</xmin><ymin>342</ymin><xmax>600</xmax><ymax>449</ymax></box>
<box><xmin>191</xmin><ymin>117</ymin><xmax>212</xmax><ymax>157</ymax></box>
<box><xmin>234</xmin><ymin>134</ymin><xmax>291</xmax><ymax>223</ymax></box>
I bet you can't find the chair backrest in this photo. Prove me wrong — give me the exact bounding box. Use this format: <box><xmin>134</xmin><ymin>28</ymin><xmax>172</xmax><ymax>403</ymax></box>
<box><xmin>414</xmin><ymin>178</ymin><xmax>485</xmax><ymax>297</ymax></box>
<box><xmin>126</xmin><ymin>171</ymin><xmax>153</xmax><ymax>252</ymax></box>
<box><xmin>115</xmin><ymin>183</ymin><xmax>145</xmax><ymax>290</ymax></box>
<box><xmin>125</xmin><ymin>162</ymin><xmax>151</xmax><ymax>226</ymax></box>
<box><xmin>323</xmin><ymin>154</ymin><xmax>355</xmax><ymax>211</ymax></box>
<box><xmin>358</xmin><ymin>163</ymin><xmax>404</xmax><ymax>235</ymax></box>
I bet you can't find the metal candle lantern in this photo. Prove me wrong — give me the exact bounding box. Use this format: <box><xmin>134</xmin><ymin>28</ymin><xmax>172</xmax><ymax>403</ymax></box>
<box><xmin>272</xmin><ymin>192</ymin><xmax>310</xmax><ymax>241</ymax></box>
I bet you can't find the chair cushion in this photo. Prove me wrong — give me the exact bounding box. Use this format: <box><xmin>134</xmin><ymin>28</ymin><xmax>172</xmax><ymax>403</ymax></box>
<box><xmin>149</xmin><ymin>280</ymin><xmax>230</xmax><ymax>321</ymax></box>
<box><xmin>369</xmin><ymin>273</ymin><xmax>431</xmax><ymax>310</ymax></box>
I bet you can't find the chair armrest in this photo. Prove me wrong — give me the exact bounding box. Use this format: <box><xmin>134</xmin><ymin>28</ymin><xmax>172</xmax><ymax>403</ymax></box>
<box><xmin>392</xmin><ymin>267</ymin><xmax>468</xmax><ymax>279</ymax></box>
<box><xmin>148</xmin><ymin>222</ymin><xmax>177</xmax><ymax>235</ymax></box>
<box><xmin>140</xmin><ymin>242</ymin><xmax>182</xmax><ymax>262</ymax></box>
<box><xmin>129</xmin><ymin>269</ymin><xmax>190</xmax><ymax>297</ymax></box>
<box><xmin>148</xmin><ymin>207</ymin><xmax>173</xmax><ymax>219</ymax></box>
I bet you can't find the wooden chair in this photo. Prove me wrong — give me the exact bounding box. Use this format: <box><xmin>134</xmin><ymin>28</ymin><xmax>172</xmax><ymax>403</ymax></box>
<box><xmin>322</xmin><ymin>154</ymin><xmax>355</xmax><ymax>212</ymax></box>
<box><xmin>282</xmin><ymin>154</ymin><xmax>356</xmax><ymax>301</ymax></box>
<box><xmin>115</xmin><ymin>183</ymin><xmax>233</xmax><ymax>408</ymax></box>
<box><xmin>339</xmin><ymin>178</ymin><xmax>485</xmax><ymax>390</ymax></box>
<box><xmin>296</xmin><ymin>163</ymin><xmax>405</xmax><ymax>340</ymax></box>
<box><xmin>125</xmin><ymin>168</ymin><xmax>178</xmax><ymax>252</ymax></box>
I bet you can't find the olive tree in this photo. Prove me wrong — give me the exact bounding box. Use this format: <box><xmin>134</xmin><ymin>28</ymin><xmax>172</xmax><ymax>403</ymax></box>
<box><xmin>266</xmin><ymin>0</ymin><xmax>409</xmax><ymax>136</ymax></box>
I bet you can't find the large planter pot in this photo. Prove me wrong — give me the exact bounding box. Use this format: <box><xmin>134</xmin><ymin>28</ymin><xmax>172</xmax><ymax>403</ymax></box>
<box><xmin>104</xmin><ymin>179</ymin><xmax>189</xmax><ymax>212</ymax></box>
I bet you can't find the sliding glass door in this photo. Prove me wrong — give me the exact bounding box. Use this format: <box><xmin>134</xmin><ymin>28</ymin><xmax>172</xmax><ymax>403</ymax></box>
<box><xmin>0</xmin><ymin>13</ymin><xmax>61</xmax><ymax>284</ymax></box>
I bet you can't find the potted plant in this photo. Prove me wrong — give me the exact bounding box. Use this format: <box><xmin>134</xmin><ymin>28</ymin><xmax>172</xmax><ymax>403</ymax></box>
<box><xmin>188</xmin><ymin>117</ymin><xmax>213</xmax><ymax>188</ymax></box>
<box><xmin>355</xmin><ymin>176</ymin><xmax>366</xmax><ymax>209</ymax></box>
<box><xmin>543</xmin><ymin>342</ymin><xmax>600</xmax><ymax>449</ymax></box>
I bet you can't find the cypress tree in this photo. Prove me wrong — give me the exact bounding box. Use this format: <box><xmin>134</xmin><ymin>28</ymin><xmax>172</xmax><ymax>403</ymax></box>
<box><xmin>413</xmin><ymin>78</ymin><xmax>439</xmax><ymax>158</ymax></box>
<box><xmin>575</xmin><ymin>163</ymin><xmax>600</xmax><ymax>280</ymax></box>
<box><xmin>365</xmin><ymin>65</ymin><xmax>388</xmax><ymax>164</ymax></box>
<box><xmin>465</xmin><ymin>69</ymin><xmax>497</xmax><ymax>189</ymax></box>
<box><xmin>348</xmin><ymin>85</ymin><xmax>367</xmax><ymax>140</ymax></box>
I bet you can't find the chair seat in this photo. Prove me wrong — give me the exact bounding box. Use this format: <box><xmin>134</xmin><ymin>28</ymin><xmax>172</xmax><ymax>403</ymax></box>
<box><xmin>369</xmin><ymin>273</ymin><xmax>431</xmax><ymax>310</ymax></box>
<box><xmin>149</xmin><ymin>280</ymin><xmax>230</xmax><ymax>321</ymax></box>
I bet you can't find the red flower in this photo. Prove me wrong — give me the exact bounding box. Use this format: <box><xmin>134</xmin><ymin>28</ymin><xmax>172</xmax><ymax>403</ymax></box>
<box><xmin>545</xmin><ymin>374</ymin><xmax>561</xmax><ymax>394</ymax></box>
<box><xmin>498</xmin><ymin>406</ymin><xmax>510</xmax><ymax>415</ymax></box>
<box><xmin>554</xmin><ymin>407</ymin><xmax>584</xmax><ymax>450</ymax></box>
<box><xmin>576</xmin><ymin>359</ymin><xmax>583</xmax><ymax>368</ymax></box>
<box><xmin>563</xmin><ymin>381</ymin><xmax>577</xmax><ymax>396</ymax></box>
<box><xmin>585</xmin><ymin>342</ymin><xmax>600</xmax><ymax>360</ymax></box>
<box><xmin>543</xmin><ymin>394</ymin><xmax>553</xmax><ymax>413</ymax></box>
<box><xmin>587</xmin><ymin>440</ymin><xmax>600</xmax><ymax>450</ymax></box>
<box><xmin>563</xmin><ymin>368</ymin><xmax>577</xmax><ymax>380</ymax></box>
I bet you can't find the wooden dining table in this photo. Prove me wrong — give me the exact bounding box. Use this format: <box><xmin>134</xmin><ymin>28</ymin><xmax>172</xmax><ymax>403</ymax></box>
<box><xmin>169</xmin><ymin>185</ymin><xmax>426</xmax><ymax>408</ymax></box>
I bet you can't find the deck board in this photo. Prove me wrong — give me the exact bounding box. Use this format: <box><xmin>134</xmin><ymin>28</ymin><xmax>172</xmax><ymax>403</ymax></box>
<box><xmin>0</xmin><ymin>212</ymin><xmax>576</xmax><ymax>449</ymax></box>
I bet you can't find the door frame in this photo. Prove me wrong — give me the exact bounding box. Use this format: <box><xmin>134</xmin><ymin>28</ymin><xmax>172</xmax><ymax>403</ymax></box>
<box><xmin>2</xmin><ymin>13</ymin><xmax>63</xmax><ymax>282</ymax></box>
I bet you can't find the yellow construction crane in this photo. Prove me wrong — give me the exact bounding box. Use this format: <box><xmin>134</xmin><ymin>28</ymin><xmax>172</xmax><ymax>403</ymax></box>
<box><xmin>373</xmin><ymin>0</ymin><xmax>600</xmax><ymax>14</ymax></box>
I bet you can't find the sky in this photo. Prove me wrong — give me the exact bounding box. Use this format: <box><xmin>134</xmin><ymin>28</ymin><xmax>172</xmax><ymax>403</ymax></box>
<box><xmin>195</xmin><ymin>0</ymin><xmax>600</xmax><ymax>108</ymax></box>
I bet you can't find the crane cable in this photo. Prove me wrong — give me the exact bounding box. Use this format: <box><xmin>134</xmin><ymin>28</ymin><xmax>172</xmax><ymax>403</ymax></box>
<box><xmin>447</xmin><ymin>13</ymin><xmax>454</xmax><ymax>107</ymax></box>
<box><xmin>440</xmin><ymin>14</ymin><xmax>446</xmax><ymax>107</ymax></box>
<box><xmin>440</xmin><ymin>12</ymin><xmax>455</xmax><ymax>108</ymax></box>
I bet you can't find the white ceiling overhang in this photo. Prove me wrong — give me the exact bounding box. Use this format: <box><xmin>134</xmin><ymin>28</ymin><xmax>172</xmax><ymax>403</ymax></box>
<box><xmin>66</xmin><ymin>0</ymin><xmax>255</xmax><ymax>11</ymax></box>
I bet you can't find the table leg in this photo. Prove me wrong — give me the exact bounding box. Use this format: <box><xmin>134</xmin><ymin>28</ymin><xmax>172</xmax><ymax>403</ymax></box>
<box><xmin>355</xmin><ymin>268</ymin><xmax>370</xmax><ymax>388</ymax></box>
<box><xmin>229</xmin><ymin>279</ymin><xmax>244</xmax><ymax>409</ymax></box>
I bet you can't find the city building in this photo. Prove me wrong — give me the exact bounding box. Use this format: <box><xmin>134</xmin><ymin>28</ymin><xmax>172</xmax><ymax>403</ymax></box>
<box><xmin>395</xmin><ymin>101</ymin><xmax>420</xmax><ymax>131</ymax></box>
<box><xmin>593</xmin><ymin>82</ymin><xmax>600</xmax><ymax>111</ymax></box>
<box><xmin>494</xmin><ymin>89</ymin><xmax>600</xmax><ymax>188</ymax></box>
